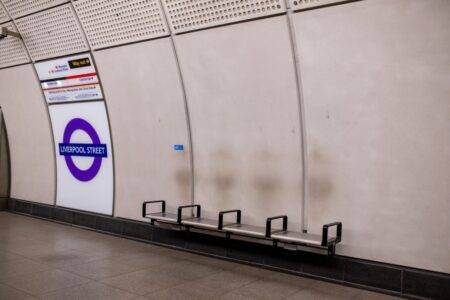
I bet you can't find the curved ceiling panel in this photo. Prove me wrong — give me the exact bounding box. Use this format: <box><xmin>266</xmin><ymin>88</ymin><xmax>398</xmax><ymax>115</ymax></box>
<box><xmin>163</xmin><ymin>0</ymin><xmax>286</xmax><ymax>34</ymax></box>
<box><xmin>0</xmin><ymin>2</ymin><xmax>10</xmax><ymax>23</ymax></box>
<box><xmin>1</xmin><ymin>0</ymin><xmax>68</xmax><ymax>19</ymax></box>
<box><xmin>15</xmin><ymin>4</ymin><xmax>88</xmax><ymax>61</ymax></box>
<box><xmin>0</xmin><ymin>22</ymin><xmax>30</xmax><ymax>68</ymax></box>
<box><xmin>73</xmin><ymin>0</ymin><xmax>169</xmax><ymax>50</ymax></box>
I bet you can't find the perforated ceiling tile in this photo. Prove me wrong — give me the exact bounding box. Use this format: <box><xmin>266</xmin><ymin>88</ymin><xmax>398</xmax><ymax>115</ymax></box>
<box><xmin>0</xmin><ymin>22</ymin><xmax>30</xmax><ymax>68</ymax></box>
<box><xmin>290</xmin><ymin>0</ymin><xmax>344</xmax><ymax>10</ymax></box>
<box><xmin>0</xmin><ymin>2</ymin><xmax>10</xmax><ymax>24</ymax></box>
<box><xmin>73</xmin><ymin>0</ymin><xmax>169</xmax><ymax>50</ymax></box>
<box><xmin>15</xmin><ymin>4</ymin><xmax>89</xmax><ymax>61</ymax></box>
<box><xmin>163</xmin><ymin>0</ymin><xmax>286</xmax><ymax>33</ymax></box>
<box><xmin>1</xmin><ymin>0</ymin><xmax>69</xmax><ymax>19</ymax></box>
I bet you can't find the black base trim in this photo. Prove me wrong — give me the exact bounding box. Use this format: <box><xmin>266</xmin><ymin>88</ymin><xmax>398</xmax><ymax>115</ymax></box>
<box><xmin>0</xmin><ymin>197</ymin><xmax>7</xmax><ymax>211</ymax></box>
<box><xmin>4</xmin><ymin>198</ymin><xmax>450</xmax><ymax>300</ymax></box>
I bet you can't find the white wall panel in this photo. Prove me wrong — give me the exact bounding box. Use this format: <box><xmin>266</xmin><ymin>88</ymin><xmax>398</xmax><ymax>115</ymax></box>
<box><xmin>163</xmin><ymin>0</ymin><xmax>286</xmax><ymax>34</ymax></box>
<box><xmin>15</xmin><ymin>4</ymin><xmax>89</xmax><ymax>61</ymax></box>
<box><xmin>176</xmin><ymin>16</ymin><xmax>304</xmax><ymax>229</ymax></box>
<box><xmin>94</xmin><ymin>38</ymin><xmax>191</xmax><ymax>221</ymax></box>
<box><xmin>73</xmin><ymin>0</ymin><xmax>169</xmax><ymax>50</ymax></box>
<box><xmin>1</xmin><ymin>0</ymin><xmax>68</xmax><ymax>19</ymax></box>
<box><xmin>0</xmin><ymin>65</ymin><xmax>55</xmax><ymax>204</ymax></box>
<box><xmin>49</xmin><ymin>101</ymin><xmax>114</xmax><ymax>215</ymax></box>
<box><xmin>0</xmin><ymin>22</ymin><xmax>30</xmax><ymax>68</ymax></box>
<box><xmin>293</xmin><ymin>0</ymin><xmax>450</xmax><ymax>273</ymax></box>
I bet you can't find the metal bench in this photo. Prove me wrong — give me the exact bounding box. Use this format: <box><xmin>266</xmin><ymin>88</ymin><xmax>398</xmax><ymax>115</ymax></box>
<box><xmin>142</xmin><ymin>201</ymin><xmax>219</xmax><ymax>229</ymax></box>
<box><xmin>142</xmin><ymin>200</ymin><xmax>179</xmax><ymax>224</ymax></box>
<box><xmin>218</xmin><ymin>209</ymin><xmax>266</xmax><ymax>238</ymax></box>
<box><xmin>142</xmin><ymin>200</ymin><xmax>342</xmax><ymax>255</ymax></box>
<box><xmin>179</xmin><ymin>204</ymin><xmax>218</xmax><ymax>230</ymax></box>
<box><xmin>266</xmin><ymin>215</ymin><xmax>342</xmax><ymax>250</ymax></box>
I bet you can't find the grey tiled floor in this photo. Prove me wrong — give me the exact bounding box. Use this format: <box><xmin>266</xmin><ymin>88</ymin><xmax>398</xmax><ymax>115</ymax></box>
<box><xmin>0</xmin><ymin>212</ymin><xmax>402</xmax><ymax>300</ymax></box>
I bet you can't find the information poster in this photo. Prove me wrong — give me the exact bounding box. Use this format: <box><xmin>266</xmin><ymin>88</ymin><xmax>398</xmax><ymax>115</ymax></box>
<box><xmin>35</xmin><ymin>53</ymin><xmax>103</xmax><ymax>103</ymax></box>
<box><xmin>49</xmin><ymin>101</ymin><xmax>113</xmax><ymax>215</ymax></box>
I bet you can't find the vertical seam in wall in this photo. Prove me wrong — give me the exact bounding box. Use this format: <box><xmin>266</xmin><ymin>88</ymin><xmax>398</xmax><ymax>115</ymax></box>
<box><xmin>70</xmin><ymin>1</ymin><xmax>117</xmax><ymax>217</ymax></box>
<box><xmin>159</xmin><ymin>1</ymin><xmax>196</xmax><ymax>207</ymax></box>
<box><xmin>1</xmin><ymin>116</ymin><xmax>11</xmax><ymax>197</ymax></box>
<box><xmin>0</xmin><ymin>110</ymin><xmax>3</xmax><ymax>192</ymax></box>
<box><xmin>284</xmin><ymin>0</ymin><xmax>310</xmax><ymax>232</ymax></box>
<box><xmin>2</xmin><ymin>3</ymin><xmax>59</xmax><ymax>206</ymax></box>
<box><xmin>0</xmin><ymin>110</ymin><xmax>4</xmax><ymax>197</ymax></box>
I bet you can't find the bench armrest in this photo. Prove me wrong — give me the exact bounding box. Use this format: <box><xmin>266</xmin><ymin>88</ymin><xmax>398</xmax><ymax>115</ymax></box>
<box><xmin>177</xmin><ymin>204</ymin><xmax>201</xmax><ymax>223</ymax></box>
<box><xmin>266</xmin><ymin>215</ymin><xmax>288</xmax><ymax>238</ymax></box>
<box><xmin>218</xmin><ymin>209</ymin><xmax>241</xmax><ymax>230</ymax></box>
<box><xmin>321</xmin><ymin>222</ymin><xmax>342</xmax><ymax>246</ymax></box>
<box><xmin>142</xmin><ymin>200</ymin><xmax>165</xmax><ymax>218</ymax></box>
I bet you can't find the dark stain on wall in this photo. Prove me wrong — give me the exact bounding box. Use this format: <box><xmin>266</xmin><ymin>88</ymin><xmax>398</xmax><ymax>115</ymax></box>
<box><xmin>251</xmin><ymin>150</ymin><xmax>282</xmax><ymax>211</ymax></box>
<box><xmin>175</xmin><ymin>169</ymin><xmax>190</xmax><ymax>187</ymax></box>
<box><xmin>214</xmin><ymin>173</ymin><xmax>234</xmax><ymax>191</ymax></box>
<box><xmin>212</xmin><ymin>148</ymin><xmax>235</xmax><ymax>202</ymax></box>
<box><xmin>175</xmin><ymin>169</ymin><xmax>191</xmax><ymax>199</ymax></box>
<box><xmin>309</xmin><ymin>149</ymin><xmax>334</xmax><ymax>200</ymax></box>
<box><xmin>253</xmin><ymin>176</ymin><xmax>280</xmax><ymax>198</ymax></box>
<box><xmin>309</xmin><ymin>176</ymin><xmax>333</xmax><ymax>199</ymax></box>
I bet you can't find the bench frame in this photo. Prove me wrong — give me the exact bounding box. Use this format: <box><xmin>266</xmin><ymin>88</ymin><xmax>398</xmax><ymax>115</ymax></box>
<box><xmin>142</xmin><ymin>200</ymin><xmax>342</xmax><ymax>255</ymax></box>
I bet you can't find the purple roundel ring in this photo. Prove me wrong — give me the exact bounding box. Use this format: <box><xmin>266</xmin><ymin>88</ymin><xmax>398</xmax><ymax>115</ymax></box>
<box><xmin>63</xmin><ymin>118</ymin><xmax>102</xmax><ymax>182</ymax></box>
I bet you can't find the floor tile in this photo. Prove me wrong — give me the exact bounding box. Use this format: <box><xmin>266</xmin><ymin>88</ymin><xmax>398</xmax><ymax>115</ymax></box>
<box><xmin>219</xmin><ymin>291</ymin><xmax>269</xmax><ymax>300</ymax></box>
<box><xmin>100</xmin><ymin>269</ymin><xmax>186</xmax><ymax>296</ymax></box>
<box><xmin>185</xmin><ymin>254</ymin><xmax>242</xmax><ymax>271</ymax></box>
<box><xmin>190</xmin><ymin>269</ymin><xmax>260</xmax><ymax>292</ymax></box>
<box><xmin>355</xmin><ymin>290</ymin><xmax>403</xmax><ymax>300</ymax></box>
<box><xmin>144</xmin><ymin>282</ymin><xmax>223</xmax><ymax>300</ymax></box>
<box><xmin>30</xmin><ymin>248</ymin><xmax>107</xmax><ymax>268</ymax></box>
<box><xmin>0</xmin><ymin>251</ymin><xmax>25</xmax><ymax>264</ymax></box>
<box><xmin>310</xmin><ymin>281</ymin><xmax>362</xmax><ymax>298</ymax></box>
<box><xmin>106</xmin><ymin>250</ymin><xmax>178</xmax><ymax>268</ymax></box>
<box><xmin>1</xmin><ymin>269</ymin><xmax>91</xmax><ymax>296</ymax></box>
<box><xmin>286</xmin><ymin>287</ymin><xmax>351</xmax><ymax>300</ymax></box>
<box><xmin>0</xmin><ymin>212</ymin><xmax>401</xmax><ymax>300</ymax></box>
<box><xmin>230</xmin><ymin>276</ymin><xmax>306</xmax><ymax>300</ymax></box>
<box><xmin>41</xmin><ymin>281</ymin><xmax>137</xmax><ymax>300</ymax></box>
<box><xmin>151</xmin><ymin>259</ymin><xmax>223</xmax><ymax>281</ymax></box>
<box><xmin>263</xmin><ymin>271</ymin><xmax>317</xmax><ymax>288</ymax></box>
<box><xmin>0</xmin><ymin>283</ymin><xmax>37</xmax><ymax>300</ymax></box>
<box><xmin>0</xmin><ymin>258</ymin><xmax>52</xmax><ymax>280</ymax></box>
<box><xmin>58</xmin><ymin>257</ymin><xmax>147</xmax><ymax>280</ymax></box>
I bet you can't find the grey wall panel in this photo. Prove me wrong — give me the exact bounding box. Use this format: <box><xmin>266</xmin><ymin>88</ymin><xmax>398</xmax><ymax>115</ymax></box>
<box><xmin>15</xmin><ymin>4</ymin><xmax>89</xmax><ymax>61</ymax></box>
<box><xmin>0</xmin><ymin>1</ymin><xmax>10</xmax><ymax>23</ymax></box>
<box><xmin>0</xmin><ymin>65</ymin><xmax>55</xmax><ymax>204</ymax></box>
<box><xmin>163</xmin><ymin>0</ymin><xmax>286</xmax><ymax>34</ymax></box>
<box><xmin>176</xmin><ymin>16</ymin><xmax>304</xmax><ymax>229</ymax></box>
<box><xmin>1</xmin><ymin>0</ymin><xmax>68</xmax><ymax>18</ymax></box>
<box><xmin>0</xmin><ymin>22</ymin><xmax>30</xmax><ymax>68</ymax></box>
<box><xmin>293</xmin><ymin>0</ymin><xmax>450</xmax><ymax>273</ymax></box>
<box><xmin>94</xmin><ymin>38</ymin><xmax>191</xmax><ymax>221</ymax></box>
<box><xmin>73</xmin><ymin>0</ymin><xmax>169</xmax><ymax>50</ymax></box>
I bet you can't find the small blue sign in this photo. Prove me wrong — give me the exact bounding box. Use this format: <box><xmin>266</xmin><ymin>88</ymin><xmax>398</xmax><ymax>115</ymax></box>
<box><xmin>174</xmin><ymin>144</ymin><xmax>184</xmax><ymax>151</ymax></box>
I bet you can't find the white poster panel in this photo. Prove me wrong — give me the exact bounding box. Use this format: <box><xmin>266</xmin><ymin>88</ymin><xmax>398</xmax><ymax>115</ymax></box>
<box><xmin>49</xmin><ymin>101</ymin><xmax>113</xmax><ymax>215</ymax></box>
<box><xmin>35</xmin><ymin>53</ymin><xmax>103</xmax><ymax>103</ymax></box>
